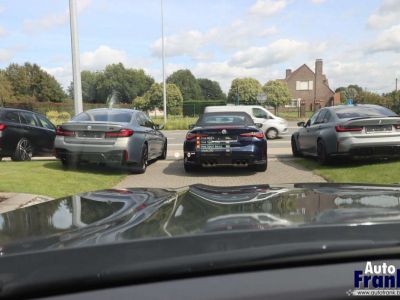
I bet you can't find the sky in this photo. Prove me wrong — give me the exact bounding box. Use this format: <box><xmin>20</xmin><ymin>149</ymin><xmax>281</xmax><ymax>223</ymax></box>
<box><xmin>0</xmin><ymin>0</ymin><xmax>399</xmax><ymax>93</ymax></box>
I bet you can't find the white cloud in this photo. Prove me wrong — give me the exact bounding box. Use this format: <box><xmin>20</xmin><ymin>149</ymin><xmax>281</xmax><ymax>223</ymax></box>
<box><xmin>0</xmin><ymin>48</ymin><xmax>13</xmax><ymax>62</ymax></box>
<box><xmin>230</xmin><ymin>39</ymin><xmax>309</xmax><ymax>68</ymax></box>
<box><xmin>80</xmin><ymin>45</ymin><xmax>129</xmax><ymax>70</ymax></box>
<box><xmin>22</xmin><ymin>0</ymin><xmax>91</xmax><ymax>34</ymax></box>
<box><xmin>0</xmin><ymin>26</ymin><xmax>8</xmax><ymax>37</ymax></box>
<box><xmin>311</xmin><ymin>0</ymin><xmax>326</xmax><ymax>4</ymax></box>
<box><xmin>44</xmin><ymin>66</ymin><xmax>72</xmax><ymax>89</ymax></box>
<box><xmin>370</xmin><ymin>25</ymin><xmax>400</xmax><ymax>53</ymax></box>
<box><xmin>249</xmin><ymin>0</ymin><xmax>288</xmax><ymax>17</ymax></box>
<box><xmin>368</xmin><ymin>0</ymin><xmax>400</xmax><ymax>29</ymax></box>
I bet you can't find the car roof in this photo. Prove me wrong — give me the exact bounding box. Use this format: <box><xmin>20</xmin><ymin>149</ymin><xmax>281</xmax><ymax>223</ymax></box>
<box><xmin>84</xmin><ymin>108</ymin><xmax>139</xmax><ymax>114</ymax></box>
<box><xmin>0</xmin><ymin>107</ymin><xmax>45</xmax><ymax>116</ymax></box>
<box><xmin>329</xmin><ymin>104</ymin><xmax>384</xmax><ymax>111</ymax></box>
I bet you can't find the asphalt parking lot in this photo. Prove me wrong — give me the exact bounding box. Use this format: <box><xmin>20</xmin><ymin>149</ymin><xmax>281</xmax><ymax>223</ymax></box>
<box><xmin>116</xmin><ymin>122</ymin><xmax>326</xmax><ymax>189</ymax></box>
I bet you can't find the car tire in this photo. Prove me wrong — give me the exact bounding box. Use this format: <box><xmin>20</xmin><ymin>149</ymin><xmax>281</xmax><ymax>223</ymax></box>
<box><xmin>253</xmin><ymin>162</ymin><xmax>267</xmax><ymax>172</ymax></box>
<box><xmin>184</xmin><ymin>163</ymin><xmax>197</xmax><ymax>172</ymax></box>
<box><xmin>159</xmin><ymin>141</ymin><xmax>167</xmax><ymax>160</ymax></box>
<box><xmin>12</xmin><ymin>138</ymin><xmax>33</xmax><ymax>161</ymax></box>
<box><xmin>266</xmin><ymin>128</ymin><xmax>278</xmax><ymax>139</ymax></box>
<box><xmin>132</xmin><ymin>144</ymin><xmax>148</xmax><ymax>174</ymax></box>
<box><xmin>0</xmin><ymin>156</ymin><xmax>2</xmax><ymax>162</ymax></box>
<box><xmin>317</xmin><ymin>139</ymin><xmax>330</xmax><ymax>165</ymax></box>
<box><xmin>291</xmin><ymin>136</ymin><xmax>302</xmax><ymax>157</ymax></box>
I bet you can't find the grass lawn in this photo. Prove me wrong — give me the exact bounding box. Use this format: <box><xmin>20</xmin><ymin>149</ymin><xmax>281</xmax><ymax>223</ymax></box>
<box><xmin>296</xmin><ymin>158</ymin><xmax>400</xmax><ymax>185</ymax></box>
<box><xmin>276</xmin><ymin>110</ymin><xmax>313</xmax><ymax>121</ymax></box>
<box><xmin>153</xmin><ymin>116</ymin><xmax>198</xmax><ymax>130</ymax></box>
<box><xmin>0</xmin><ymin>161</ymin><xmax>127</xmax><ymax>198</ymax></box>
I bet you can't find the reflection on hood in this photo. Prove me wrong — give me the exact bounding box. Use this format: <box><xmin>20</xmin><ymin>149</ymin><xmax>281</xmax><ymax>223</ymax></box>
<box><xmin>1</xmin><ymin>183</ymin><xmax>400</xmax><ymax>255</ymax></box>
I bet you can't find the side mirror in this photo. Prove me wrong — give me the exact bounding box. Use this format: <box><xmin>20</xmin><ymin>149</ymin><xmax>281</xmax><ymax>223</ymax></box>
<box><xmin>156</xmin><ymin>124</ymin><xmax>164</xmax><ymax>130</ymax></box>
<box><xmin>297</xmin><ymin>121</ymin><xmax>305</xmax><ymax>127</ymax></box>
<box><xmin>188</xmin><ymin>124</ymin><xmax>195</xmax><ymax>130</ymax></box>
<box><xmin>255</xmin><ymin>123</ymin><xmax>263</xmax><ymax>128</ymax></box>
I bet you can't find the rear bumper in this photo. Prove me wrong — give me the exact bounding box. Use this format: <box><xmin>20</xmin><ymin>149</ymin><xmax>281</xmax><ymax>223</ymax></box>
<box><xmin>336</xmin><ymin>135</ymin><xmax>400</xmax><ymax>157</ymax></box>
<box><xmin>331</xmin><ymin>145</ymin><xmax>400</xmax><ymax>158</ymax></box>
<box><xmin>55</xmin><ymin>148</ymin><xmax>127</xmax><ymax>164</ymax></box>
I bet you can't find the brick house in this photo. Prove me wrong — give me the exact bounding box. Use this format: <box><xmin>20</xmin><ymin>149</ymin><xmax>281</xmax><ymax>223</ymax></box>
<box><xmin>279</xmin><ymin>59</ymin><xmax>337</xmax><ymax>111</ymax></box>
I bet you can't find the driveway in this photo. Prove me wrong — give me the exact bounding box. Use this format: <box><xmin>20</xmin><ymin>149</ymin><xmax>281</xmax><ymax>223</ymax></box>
<box><xmin>116</xmin><ymin>122</ymin><xmax>326</xmax><ymax>189</ymax></box>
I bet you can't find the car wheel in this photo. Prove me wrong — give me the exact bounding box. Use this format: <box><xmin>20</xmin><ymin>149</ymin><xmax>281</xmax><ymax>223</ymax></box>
<box><xmin>12</xmin><ymin>138</ymin><xmax>33</xmax><ymax>161</ymax></box>
<box><xmin>184</xmin><ymin>163</ymin><xmax>197</xmax><ymax>172</ymax></box>
<box><xmin>159</xmin><ymin>141</ymin><xmax>167</xmax><ymax>160</ymax></box>
<box><xmin>317</xmin><ymin>140</ymin><xmax>330</xmax><ymax>165</ymax></box>
<box><xmin>0</xmin><ymin>156</ymin><xmax>2</xmax><ymax>162</ymax></box>
<box><xmin>132</xmin><ymin>144</ymin><xmax>148</xmax><ymax>174</ymax></box>
<box><xmin>291</xmin><ymin>136</ymin><xmax>302</xmax><ymax>157</ymax></box>
<box><xmin>253</xmin><ymin>162</ymin><xmax>267</xmax><ymax>172</ymax></box>
<box><xmin>266</xmin><ymin>128</ymin><xmax>278</xmax><ymax>139</ymax></box>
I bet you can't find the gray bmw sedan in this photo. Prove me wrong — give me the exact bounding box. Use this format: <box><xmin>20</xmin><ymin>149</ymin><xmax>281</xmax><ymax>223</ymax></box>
<box><xmin>54</xmin><ymin>108</ymin><xmax>167</xmax><ymax>173</ymax></box>
<box><xmin>291</xmin><ymin>104</ymin><xmax>400</xmax><ymax>164</ymax></box>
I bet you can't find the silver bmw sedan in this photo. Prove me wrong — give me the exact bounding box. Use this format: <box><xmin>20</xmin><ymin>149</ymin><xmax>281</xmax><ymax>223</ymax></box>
<box><xmin>291</xmin><ymin>104</ymin><xmax>400</xmax><ymax>164</ymax></box>
<box><xmin>54</xmin><ymin>108</ymin><xmax>167</xmax><ymax>173</ymax></box>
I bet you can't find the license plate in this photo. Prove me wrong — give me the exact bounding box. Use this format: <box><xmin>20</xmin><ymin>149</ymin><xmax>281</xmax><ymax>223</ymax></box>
<box><xmin>77</xmin><ymin>131</ymin><xmax>104</xmax><ymax>138</ymax></box>
<box><xmin>365</xmin><ymin>125</ymin><xmax>392</xmax><ymax>133</ymax></box>
<box><xmin>198</xmin><ymin>136</ymin><xmax>234</xmax><ymax>152</ymax></box>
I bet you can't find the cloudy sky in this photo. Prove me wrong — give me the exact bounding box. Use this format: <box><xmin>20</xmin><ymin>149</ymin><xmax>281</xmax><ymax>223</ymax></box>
<box><xmin>0</xmin><ymin>0</ymin><xmax>399</xmax><ymax>93</ymax></box>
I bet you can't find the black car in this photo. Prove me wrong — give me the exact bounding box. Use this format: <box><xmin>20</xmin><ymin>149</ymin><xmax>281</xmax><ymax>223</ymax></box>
<box><xmin>0</xmin><ymin>107</ymin><xmax>56</xmax><ymax>161</ymax></box>
<box><xmin>2</xmin><ymin>183</ymin><xmax>400</xmax><ymax>299</ymax></box>
<box><xmin>183</xmin><ymin>112</ymin><xmax>267</xmax><ymax>172</ymax></box>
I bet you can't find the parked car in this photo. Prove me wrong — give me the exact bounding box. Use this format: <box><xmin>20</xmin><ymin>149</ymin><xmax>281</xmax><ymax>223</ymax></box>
<box><xmin>0</xmin><ymin>107</ymin><xmax>56</xmax><ymax>161</ymax></box>
<box><xmin>204</xmin><ymin>105</ymin><xmax>288</xmax><ymax>139</ymax></box>
<box><xmin>54</xmin><ymin>108</ymin><xmax>167</xmax><ymax>173</ymax></box>
<box><xmin>184</xmin><ymin>111</ymin><xmax>267</xmax><ymax>172</ymax></box>
<box><xmin>291</xmin><ymin>104</ymin><xmax>400</xmax><ymax>164</ymax></box>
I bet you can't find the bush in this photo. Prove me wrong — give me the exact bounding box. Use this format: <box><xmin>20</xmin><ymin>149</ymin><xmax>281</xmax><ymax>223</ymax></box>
<box><xmin>46</xmin><ymin>111</ymin><xmax>71</xmax><ymax>126</ymax></box>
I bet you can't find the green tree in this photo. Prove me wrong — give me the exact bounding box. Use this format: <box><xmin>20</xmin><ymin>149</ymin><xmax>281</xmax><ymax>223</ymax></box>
<box><xmin>197</xmin><ymin>78</ymin><xmax>226</xmax><ymax>100</ymax></box>
<box><xmin>167</xmin><ymin>69</ymin><xmax>201</xmax><ymax>101</ymax></box>
<box><xmin>5</xmin><ymin>62</ymin><xmax>66</xmax><ymax>102</ymax></box>
<box><xmin>141</xmin><ymin>83</ymin><xmax>184</xmax><ymax>115</ymax></box>
<box><xmin>0</xmin><ymin>71</ymin><xmax>14</xmax><ymax>106</ymax></box>
<box><xmin>356</xmin><ymin>91</ymin><xmax>390</xmax><ymax>107</ymax></box>
<box><xmin>132</xmin><ymin>96</ymin><xmax>152</xmax><ymax>112</ymax></box>
<box><xmin>263</xmin><ymin>80</ymin><xmax>291</xmax><ymax>113</ymax></box>
<box><xmin>227</xmin><ymin>77</ymin><xmax>262</xmax><ymax>104</ymax></box>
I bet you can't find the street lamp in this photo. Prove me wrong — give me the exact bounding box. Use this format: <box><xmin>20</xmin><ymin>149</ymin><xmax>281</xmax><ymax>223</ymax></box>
<box><xmin>161</xmin><ymin>0</ymin><xmax>167</xmax><ymax>124</ymax></box>
<box><xmin>69</xmin><ymin>0</ymin><xmax>83</xmax><ymax>115</ymax></box>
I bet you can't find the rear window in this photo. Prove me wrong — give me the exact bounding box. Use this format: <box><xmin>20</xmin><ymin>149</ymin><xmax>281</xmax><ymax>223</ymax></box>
<box><xmin>197</xmin><ymin>113</ymin><xmax>254</xmax><ymax>126</ymax></box>
<box><xmin>3</xmin><ymin>111</ymin><xmax>20</xmax><ymax>123</ymax></box>
<box><xmin>335</xmin><ymin>106</ymin><xmax>398</xmax><ymax>119</ymax></box>
<box><xmin>73</xmin><ymin>111</ymin><xmax>133</xmax><ymax>123</ymax></box>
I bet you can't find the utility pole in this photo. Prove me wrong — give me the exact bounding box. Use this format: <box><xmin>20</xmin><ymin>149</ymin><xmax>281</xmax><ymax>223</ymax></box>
<box><xmin>69</xmin><ymin>0</ymin><xmax>83</xmax><ymax>115</ymax></box>
<box><xmin>161</xmin><ymin>0</ymin><xmax>167</xmax><ymax>124</ymax></box>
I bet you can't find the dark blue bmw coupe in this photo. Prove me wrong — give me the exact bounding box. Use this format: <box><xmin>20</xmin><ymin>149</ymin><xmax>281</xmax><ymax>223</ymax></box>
<box><xmin>183</xmin><ymin>112</ymin><xmax>267</xmax><ymax>172</ymax></box>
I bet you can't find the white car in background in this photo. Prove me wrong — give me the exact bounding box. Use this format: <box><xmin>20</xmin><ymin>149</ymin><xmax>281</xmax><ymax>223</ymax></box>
<box><xmin>204</xmin><ymin>105</ymin><xmax>288</xmax><ymax>139</ymax></box>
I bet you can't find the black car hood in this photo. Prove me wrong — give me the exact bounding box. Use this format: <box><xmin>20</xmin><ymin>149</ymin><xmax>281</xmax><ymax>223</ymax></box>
<box><xmin>2</xmin><ymin>183</ymin><xmax>400</xmax><ymax>255</ymax></box>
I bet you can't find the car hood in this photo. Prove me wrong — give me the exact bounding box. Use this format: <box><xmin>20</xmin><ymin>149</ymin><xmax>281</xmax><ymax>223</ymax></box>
<box><xmin>2</xmin><ymin>183</ymin><xmax>400</xmax><ymax>255</ymax></box>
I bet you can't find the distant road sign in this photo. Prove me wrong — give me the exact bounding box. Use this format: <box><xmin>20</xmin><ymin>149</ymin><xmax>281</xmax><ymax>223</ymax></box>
<box><xmin>257</xmin><ymin>92</ymin><xmax>267</xmax><ymax>103</ymax></box>
<box><xmin>347</xmin><ymin>98</ymin><xmax>353</xmax><ymax>105</ymax></box>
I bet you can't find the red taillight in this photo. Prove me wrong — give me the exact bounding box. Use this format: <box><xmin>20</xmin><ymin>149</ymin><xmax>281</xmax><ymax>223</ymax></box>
<box><xmin>0</xmin><ymin>123</ymin><xmax>6</xmax><ymax>131</ymax></box>
<box><xmin>394</xmin><ymin>124</ymin><xmax>400</xmax><ymax>130</ymax></box>
<box><xmin>240</xmin><ymin>132</ymin><xmax>265</xmax><ymax>139</ymax></box>
<box><xmin>105</xmin><ymin>129</ymin><xmax>134</xmax><ymax>138</ymax></box>
<box><xmin>56</xmin><ymin>126</ymin><xmax>75</xmax><ymax>136</ymax></box>
<box><xmin>335</xmin><ymin>125</ymin><xmax>363</xmax><ymax>132</ymax></box>
<box><xmin>186</xmin><ymin>133</ymin><xmax>208</xmax><ymax>140</ymax></box>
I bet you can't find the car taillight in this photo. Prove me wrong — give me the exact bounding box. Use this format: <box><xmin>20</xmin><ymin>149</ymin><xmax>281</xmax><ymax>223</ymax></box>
<box><xmin>0</xmin><ymin>123</ymin><xmax>6</xmax><ymax>131</ymax></box>
<box><xmin>335</xmin><ymin>125</ymin><xmax>363</xmax><ymax>132</ymax></box>
<box><xmin>56</xmin><ymin>127</ymin><xmax>75</xmax><ymax>136</ymax></box>
<box><xmin>394</xmin><ymin>124</ymin><xmax>400</xmax><ymax>130</ymax></box>
<box><xmin>105</xmin><ymin>129</ymin><xmax>134</xmax><ymax>138</ymax></box>
<box><xmin>240</xmin><ymin>132</ymin><xmax>265</xmax><ymax>139</ymax></box>
<box><xmin>186</xmin><ymin>133</ymin><xmax>208</xmax><ymax>140</ymax></box>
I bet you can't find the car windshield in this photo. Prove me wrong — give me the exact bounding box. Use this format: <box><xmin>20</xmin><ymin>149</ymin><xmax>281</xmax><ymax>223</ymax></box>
<box><xmin>72</xmin><ymin>111</ymin><xmax>133</xmax><ymax>123</ymax></box>
<box><xmin>335</xmin><ymin>106</ymin><xmax>398</xmax><ymax>119</ymax></box>
<box><xmin>197</xmin><ymin>113</ymin><xmax>254</xmax><ymax>126</ymax></box>
<box><xmin>3</xmin><ymin>1</ymin><xmax>400</xmax><ymax>297</ymax></box>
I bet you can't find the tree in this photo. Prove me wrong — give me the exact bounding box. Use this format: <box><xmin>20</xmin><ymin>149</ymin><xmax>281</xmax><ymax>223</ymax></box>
<box><xmin>263</xmin><ymin>80</ymin><xmax>291</xmax><ymax>113</ymax></box>
<box><xmin>132</xmin><ymin>96</ymin><xmax>152</xmax><ymax>112</ymax></box>
<box><xmin>0</xmin><ymin>71</ymin><xmax>14</xmax><ymax>105</ymax></box>
<box><xmin>167</xmin><ymin>69</ymin><xmax>201</xmax><ymax>101</ymax></box>
<box><xmin>227</xmin><ymin>78</ymin><xmax>262</xmax><ymax>104</ymax></box>
<box><xmin>356</xmin><ymin>91</ymin><xmax>390</xmax><ymax>107</ymax></box>
<box><xmin>5</xmin><ymin>62</ymin><xmax>66</xmax><ymax>102</ymax></box>
<box><xmin>197</xmin><ymin>78</ymin><xmax>226</xmax><ymax>100</ymax></box>
<box><xmin>139</xmin><ymin>83</ymin><xmax>184</xmax><ymax>115</ymax></box>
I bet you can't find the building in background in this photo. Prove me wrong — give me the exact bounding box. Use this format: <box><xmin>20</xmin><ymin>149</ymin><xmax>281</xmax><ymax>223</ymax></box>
<box><xmin>279</xmin><ymin>59</ymin><xmax>338</xmax><ymax>111</ymax></box>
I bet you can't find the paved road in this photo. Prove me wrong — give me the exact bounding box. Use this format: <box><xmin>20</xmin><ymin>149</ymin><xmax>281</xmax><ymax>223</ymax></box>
<box><xmin>163</xmin><ymin>121</ymin><xmax>299</xmax><ymax>160</ymax></box>
<box><xmin>116</xmin><ymin>122</ymin><xmax>326</xmax><ymax>189</ymax></box>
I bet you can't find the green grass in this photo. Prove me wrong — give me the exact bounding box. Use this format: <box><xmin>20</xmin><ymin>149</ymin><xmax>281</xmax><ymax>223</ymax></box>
<box><xmin>153</xmin><ymin>116</ymin><xmax>198</xmax><ymax>130</ymax></box>
<box><xmin>296</xmin><ymin>159</ymin><xmax>400</xmax><ymax>185</ymax></box>
<box><xmin>0</xmin><ymin>161</ymin><xmax>127</xmax><ymax>198</ymax></box>
<box><xmin>276</xmin><ymin>110</ymin><xmax>313</xmax><ymax>121</ymax></box>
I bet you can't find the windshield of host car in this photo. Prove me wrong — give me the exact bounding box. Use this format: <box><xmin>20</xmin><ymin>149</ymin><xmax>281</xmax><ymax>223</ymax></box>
<box><xmin>1</xmin><ymin>0</ymin><xmax>400</xmax><ymax>283</ymax></box>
